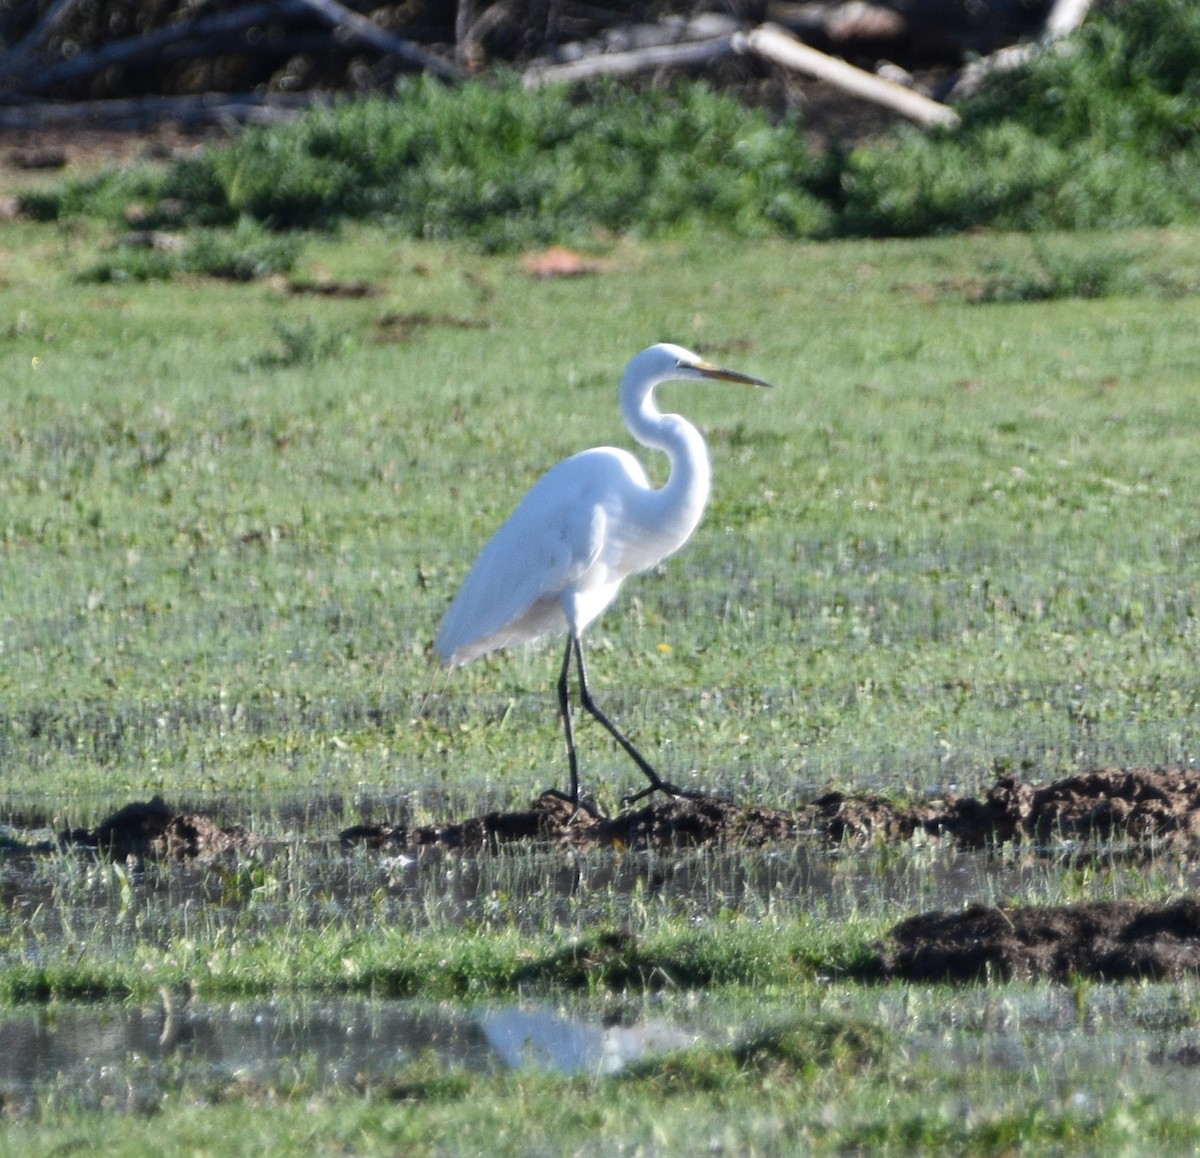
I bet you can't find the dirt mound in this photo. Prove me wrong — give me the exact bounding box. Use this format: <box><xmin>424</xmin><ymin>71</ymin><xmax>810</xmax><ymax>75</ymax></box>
<box><xmin>799</xmin><ymin>767</ymin><xmax>1200</xmax><ymax>851</ymax></box>
<box><xmin>339</xmin><ymin>792</ymin><xmax>799</xmax><ymax>853</ymax></box>
<box><xmin>931</xmin><ymin>768</ymin><xmax>1200</xmax><ymax>847</ymax></box>
<box><xmin>32</xmin><ymin>765</ymin><xmax>1200</xmax><ymax>861</ymax></box>
<box><xmin>335</xmin><ymin>766</ymin><xmax>1200</xmax><ymax>853</ymax></box>
<box><xmin>28</xmin><ymin>771</ymin><xmax>1200</xmax><ymax>989</ymax></box>
<box><xmin>61</xmin><ymin>795</ymin><xmax>257</xmax><ymax>860</ymax></box>
<box><xmin>881</xmin><ymin>899</ymin><xmax>1200</xmax><ymax>982</ymax></box>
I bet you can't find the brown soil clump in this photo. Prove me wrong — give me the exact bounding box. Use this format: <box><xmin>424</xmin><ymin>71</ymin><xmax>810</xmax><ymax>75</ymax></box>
<box><xmin>933</xmin><ymin>768</ymin><xmax>1200</xmax><ymax>847</ymax></box>
<box><xmin>881</xmin><ymin>898</ymin><xmax>1200</xmax><ymax>983</ymax></box>
<box><xmin>32</xmin><ymin>765</ymin><xmax>1200</xmax><ymax>860</ymax></box>
<box><xmin>62</xmin><ymin>795</ymin><xmax>257</xmax><ymax>860</ymax></box>
<box><xmin>339</xmin><ymin>792</ymin><xmax>801</xmax><ymax>853</ymax></box>
<box><xmin>334</xmin><ymin>765</ymin><xmax>1200</xmax><ymax>854</ymax></box>
<box><xmin>28</xmin><ymin>770</ymin><xmax>1200</xmax><ymax>988</ymax></box>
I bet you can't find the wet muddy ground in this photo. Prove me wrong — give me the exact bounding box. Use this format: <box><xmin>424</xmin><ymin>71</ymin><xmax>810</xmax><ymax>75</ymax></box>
<box><xmin>40</xmin><ymin>765</ymin><xmax>1200</xmax><ymax>861</ymax></box>
<box><xmin>347</xmin><ymin>765</ymin><xmax>1200</xmax><ymax>855</ymax></box>
<box><xmin>8</xmin><ymin>766</ymin><xmax>1200</xmax><ymax>985</ymax></box>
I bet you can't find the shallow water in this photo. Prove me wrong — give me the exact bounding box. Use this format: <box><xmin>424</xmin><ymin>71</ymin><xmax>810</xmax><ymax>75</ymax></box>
<box><xmin>0</xmin><ymin>997</ymin><xmax>700</xmax><ymax>1115</ymax></box>
<box><xmin>4</xmin><ymin>832</ymin><xmax>1169</xmax><ymax>942</ymax></box>
<box><xmin>5</xmin><ymin>802</ymin><xmax>1200</xmax><ymax>1120</ymax></box>
<box><xmin>7</xmin><ymin>983</ymin><xmax>1200</xmax><ymax>1118</ymax></box>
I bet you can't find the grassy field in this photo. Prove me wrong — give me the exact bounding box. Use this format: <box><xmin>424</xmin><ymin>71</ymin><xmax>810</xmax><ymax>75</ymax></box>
<box><xmin>4</xmin><ymin>218</ymin><xmax>1200</xmax><ymax>1151</ymax></box>
<box><xmin>4</xmin><ymin>222</ymin><xmax>1200</xmax><ymax>817</ymax></box>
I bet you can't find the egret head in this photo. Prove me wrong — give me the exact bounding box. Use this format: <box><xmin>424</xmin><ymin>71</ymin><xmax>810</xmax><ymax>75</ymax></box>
<box><xmin>627</xmin><ymin>342</ymin><xmax>772</xmax><ymax>395</ymax></box>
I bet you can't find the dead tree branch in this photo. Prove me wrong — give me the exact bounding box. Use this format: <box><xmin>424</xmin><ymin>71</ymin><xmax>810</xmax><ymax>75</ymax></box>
<box><xmin>10</xmin><ymin>1</ymin><xmax>312</xmax><ymax>94</ymax></box>
<box><xmin>734</xmin><ymin>23</ymin><xmax>960</xmax><ymax>129</ymax></box>
<box><xmin>942</xmin><ymin>0</ymin><xmax>1094</xmax><ymax>102</ymax></box>
<box><xmin>1</xmin><ymin>0</ymin><xmax>84</xmax><ymax>83</ymax></box>
<box><xmin>291</xmin><ymin>0</ymin><xmax>462</xmax><ymax>80</ymax></box>
<box><xmin>0</xmin><ymin>92</ymin><xmax>318</xmax><ymax>130</ymax></box>
<box><xmin>523</xmin><ymin>33</ymin><xmax>735</xmax><ymax>88</ymax></box>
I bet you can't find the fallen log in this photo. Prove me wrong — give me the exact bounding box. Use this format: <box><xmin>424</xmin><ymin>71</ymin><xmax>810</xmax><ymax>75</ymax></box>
<box><xmin>1044</xmin><ymin>0</ymin><xmax>1093</xmax><ymax>38</ymax></box>
<box><xmin>734</xmin><ymin>23</ymin><xmax>960</xmax><ymax>129</ymax></box>
<box><xmin>0</xmin><ymin>92</ymin><xmax>318</xmax><ymax>131</ymax></box>
<box><xmin>0</xmin><ymin>0</ymin><xmax>84</xmax><ymax>85</ymax></box>
<box><xmin>291</xmin><ymin>0</ymin><xmax>462</xmax><ymax>80</ymax></box>
<box><xmin>523</xmin><ymin>33</ymin><xmax>735</xmax><ymax>89</ymax></box>
<box><xmin>10</xmin><ymin>0</ymin><xmax>313</xmax><ymax>94</ymax></box>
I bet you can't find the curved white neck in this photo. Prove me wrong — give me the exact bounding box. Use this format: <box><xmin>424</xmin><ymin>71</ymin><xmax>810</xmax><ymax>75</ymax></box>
<box><xmin>620</xmin><ymin>368</ymin><xmax>712</xmax><ymax>553</ymax></box>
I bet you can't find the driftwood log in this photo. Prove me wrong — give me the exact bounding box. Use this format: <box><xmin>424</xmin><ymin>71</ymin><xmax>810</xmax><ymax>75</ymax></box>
<box><xmin>0</xmin><ymin>1</ymin><xmax>1093</xmax><ymax>137</ymax></box>
<box><xmin>8</xmin><ymin>1</ymin><xmax>312</xmax><ymax>94</ymax></box>
<box><xmin>290</xmin><ymin>0</ymin><xmax>461</xmax><ymax>81</ymax></box>
<box><xmin>0</xmin><ymin>92</ymin><xmax>318</xmax><ymax>130</ymax></box>
<box><xmin>524</xmin><ymin>33</ymin><xmax>737</xmax><ymax>89</ymax></box>
<box><xmin>1</xmin><ymin>0</ymin><xmax>85</xmax><ymax>93</ymax></box>
<box><xmin>735</xmin><ymin>22</ymin><xmax>960</xmax><ymax>128</ymax></box>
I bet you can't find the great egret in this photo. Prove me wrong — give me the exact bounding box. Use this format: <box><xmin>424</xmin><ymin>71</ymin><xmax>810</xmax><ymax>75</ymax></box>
<box><xmin>435</xmin><ymin>342</ymin><xmax>771</xmax><ymax>807</ymax></box>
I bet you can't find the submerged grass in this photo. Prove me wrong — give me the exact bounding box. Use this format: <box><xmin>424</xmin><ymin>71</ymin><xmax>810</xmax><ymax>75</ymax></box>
<box><xmin>1</xmin><ymin>832</ymin><xmax>1194</xmax><ymax>1007</ymax></box>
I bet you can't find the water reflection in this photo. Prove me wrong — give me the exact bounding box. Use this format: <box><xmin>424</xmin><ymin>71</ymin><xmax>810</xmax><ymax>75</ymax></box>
<box><xmin>480</xmin><ymin>1006</ymin><xmax>695</xmax><ymax>1075</ymax></box>
<box><xmin>0</xmin><ymin>998</ymin><xmax>700</xmax><ymax>1111</ymax></box>
<box><xmin>9</xmin><ymin>985</ymin><xmax>1200</xmax><ymax>1118</ymax></box>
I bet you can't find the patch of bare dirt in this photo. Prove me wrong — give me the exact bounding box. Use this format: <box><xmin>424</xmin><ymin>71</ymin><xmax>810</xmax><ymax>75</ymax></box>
<box><xmin>931</xmin><ymin>768</ymin><xmax>1200</xmax><ymax>848</ymax></box>
<box><xmin>521</xmin><ymin>246</ymin><xmax>605</xmax><ymax>279</ymax></box>
<box><xmin>388</xmin><ymin>766</ymin><xmax>1196</xmax><ymax>854</ymax></box>
<box><xmin>372</xmin><ymin>311</ymin><xmax>489</xmax><ymax>343</ymax></box>
<box><xmin>881</xmin><ymin>899</ymin><xmax>1200</xmax><ymax>982</ymax></box>
<box><xmin>338</xmin><ymin>792</ymin><xmax>800</xmax><ymax>853</ymax></box>
<box><xmin>0</xmin><ymin>123</ymin><xmax>220</xmax><ymax>176</ymax></box>
<box><xmin>32</xmin><ymin>765</ymin><xmax>1200</xmax><ymax>862</ymax></box>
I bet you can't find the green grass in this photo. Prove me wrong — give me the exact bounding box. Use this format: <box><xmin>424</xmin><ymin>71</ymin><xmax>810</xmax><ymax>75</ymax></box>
<box><xmin>79</xmin><ymin>218</ymin><xmax>303</xmax><ymax>284</ymax></box>
<box><xmin>3</xmin><ymin>223</ymin><xmax>1200</xmax><ymax>817</ymax></box>
<box><xmin>0</xmin><ymin>903</ymin><xmax>880</xmax><ymax>1005</ymax></box>
<box><xmin>5</xmin><ymin>42</ymin><xmax>1200</xmax><ymax>1141</ymax></box>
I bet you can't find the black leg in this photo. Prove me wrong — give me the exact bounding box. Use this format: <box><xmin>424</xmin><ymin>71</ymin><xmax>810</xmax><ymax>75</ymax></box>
<box><xmin>557</xmin><ymin>634</ymin><xmax>580</xmax><ymax>803</ymax></box>
<box><xmin>572</xmin><ymin>635</ymin><xmax>704</xmax><ymax>807</ymax></box>
<box><xmin>540</xmin><ymin>638</ymin><xmax>604</xmax><ymax>816</ymax></box>
<box><xmin>540</xmin><ymin>636</ymin><xmax>603</xmax><ymax>820</ymax></box>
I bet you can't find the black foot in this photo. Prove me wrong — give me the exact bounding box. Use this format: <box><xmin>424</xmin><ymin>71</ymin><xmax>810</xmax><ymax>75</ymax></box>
<box><xmin>620</xmin><ymin>778</ymin><xmax>708</xmax><ymax>808</ymax></box>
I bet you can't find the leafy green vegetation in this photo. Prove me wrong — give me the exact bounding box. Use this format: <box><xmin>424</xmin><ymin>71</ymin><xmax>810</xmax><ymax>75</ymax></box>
<box><xmin>19</xmin><ymin>1</ymin><xmax>1200</xmax><ymax>252</ymax></box>
<box><xmin>26</xmin><ymin>79</ymin><xmax>830</xmax><ymax>251</ymax></box>
<box><xmin>837</xmin><ymin>0</ymin><xmax>1200</xmax><ymax>235</ymax></box>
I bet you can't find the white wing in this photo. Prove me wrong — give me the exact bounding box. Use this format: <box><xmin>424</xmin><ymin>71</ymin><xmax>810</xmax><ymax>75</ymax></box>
<box><xmin>435</xmin><ymin>448</ymin><xmax>649</xmax><ymax>665</ymax></box>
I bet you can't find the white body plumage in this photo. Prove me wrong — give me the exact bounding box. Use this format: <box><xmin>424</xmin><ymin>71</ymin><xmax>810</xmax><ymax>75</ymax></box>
<box><xmin>434</xmin><ymin>342</ymin><xmax>770</xmax><ymax>805</ymax></box>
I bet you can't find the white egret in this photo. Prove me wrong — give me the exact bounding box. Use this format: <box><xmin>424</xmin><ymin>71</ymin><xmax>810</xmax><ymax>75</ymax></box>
<box><xmin>435</xmin><ymin>343</ymin><xmax>771</xmax><ymax>807</ymax></box>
